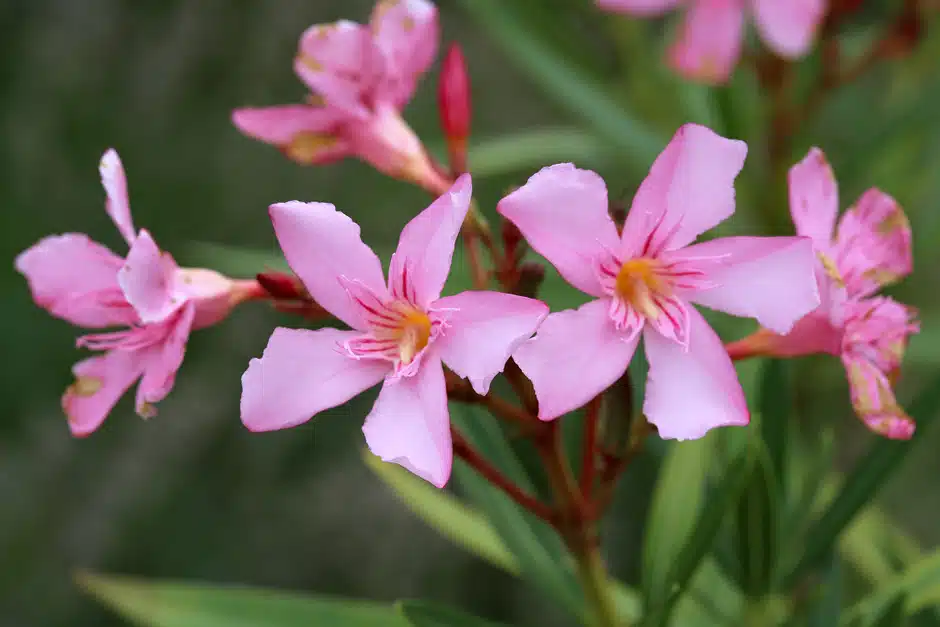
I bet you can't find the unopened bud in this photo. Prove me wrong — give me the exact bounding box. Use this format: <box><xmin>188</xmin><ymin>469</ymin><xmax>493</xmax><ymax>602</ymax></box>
<box><xmin>257</xmin><ymin>271</ymin><xmax>307</xmax><ymax>301</ymax></box>
<box><xmin>882</xmin><ymin>6</ymin><xmax>922</xmax><ymax>58</ymax></box>
<box><xmin>512</xmin><ymin>262</ymin><xmax>545</xmax><ymax>299</ymax></box>
<box><xmin>501</xmin><ymin>220</ymin><xmax>527</xmax><ymax>267</ymax></box>
<box><xmin>438</xmin><ymin>43</ymin><xmax>471</xmax><ymax>175</ymax></box>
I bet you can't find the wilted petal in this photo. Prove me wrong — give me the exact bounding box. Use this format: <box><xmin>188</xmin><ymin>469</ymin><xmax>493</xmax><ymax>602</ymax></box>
<box><xmin>514</xmin><ymin>298</ymin><xmax>639</xmax><ymax>421</ymax></box>
<box><xmin>99</xmin><ymin>149</ymin><xmax>136</xmax><ymax>245</ymax></box>
<box><xmin>241</xmin><ymin>327</ymin><xmax>389</xmax><ymax>432</ymax></box>
<box><xmin>667</xmin><ymin>0</ymin><xmax>745</xmax><ymax>85</ymax></box>
<box><xmin>135</xmin><ymin>303</ymin><xmax>195</xmax><ymax>415</ymax></box>
<box><xmin>497</xmin><ymin>164</ymin><xmax>619</xmax><ymax>297</ymax></box>
<box><xmin>232</xmin><ymin>106</ymin><xmax>350</xmax><ymax>164</ymax></box>
<box><xmin>388</xmin><ymin>175</ymin><xmax>472</xmax><ymax>306</ymax></box>
<box><xmin>269</xmin><ymin>201</ymin><xmax>387</xmax><ymax>330</ymax></box>
<box><xmin>118</xmin><ymin>229</ymin><xmax>181</xmax><ymax>324</ymax></box>
<box><xmin>834</xmin><ymin>189</ymin><xmax>912</xmax><ymax>297</ymax></box>
<box><xmin>622</xmin><ymin>124</ymin><xmax>747</xmax><ymax>256</ymax></box>
<box><xmin>433</xmin><ymin>291</ymin><xmax>548</xmax><ymax>395</ymax></box>
<box><xmin>644</xmin><ymin>306</ymin><xmax>748</xmax><ymax>439</ymax></box>
<box><xmin>15</xmin><ymin>234</ymin><xmax>135</xmax><ymax>328</ymax></box>
<box><xmin>596</xmin><ymin>0</ymin><xmax>682</xmax><ymax>15</ymax></box>
<box><xmin>295</xmin><ymin>20</ymin><xmax>376</xmax><ymax>119</ymax></box>
<box><xmin>62</xmin><ymin>350</ymin><xmax>146</xmax><ymax>437</ymax></box>
<box><xmin>843</xmin><ymin>355</ymin><xmax>915</xmax><ymax>440</ymax></box>
<box><xmin>751</xmin><ymin>0</ymin><xmax>825</xmax><ymax>58</ymax></box>
<box><xmin>788</xmin><ymin>147</ymin><xmax>838</xmax><ymax>247</ymax></box>
<box><xmin>363</xmin><ymin>354</ymin><xmax>451</xmax><ymax>487</ymax></box>
<box><xmin>371</xmin><ymin>0</ymin><xmax>438</xmax><ymax>108</ymax></box>
<box><xmin>671</xmin><ymin>235</ymin><xmax>819</xmax><ymax>334</ymax></box>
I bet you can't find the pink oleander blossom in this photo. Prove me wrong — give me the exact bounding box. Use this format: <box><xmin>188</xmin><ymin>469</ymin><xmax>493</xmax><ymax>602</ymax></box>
<box><xmin>240</xmin><ymin>175</ymin><xmax>548</xmax><ymax>487</ymax></box>
<box><xmin>497</xmin><ymin>124</ymin><xmax>820</xmax><ymax>439</ymax></box>
<box><xmin>597</xmin><ymin>0</ymin><xmax>826</xmax><ymax>84</ymax></box>
<box><xmin>232</xmin><ymin>0</ymin><xmax>446</xmax><ymax>191</ymax></box>
<box><xmin>15</xmin><ymin>150</ymin><xmax>257</xmax><ymax>436</ymax></box>
<box><xmin>727</xmin><ymin>148</ymin><xmax>918</xmax><ymax>439</ymax></box>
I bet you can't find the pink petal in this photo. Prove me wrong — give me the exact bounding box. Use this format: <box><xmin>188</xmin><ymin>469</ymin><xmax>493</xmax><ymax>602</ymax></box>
<box><xmin>232</xmin><ymin>106</ymin><xmax>351</xmax><ymax>164</ymax></box>
<box><xmin>596</xmin><ymin>0</ymin><xmax>682</xmax><ymax>15</ymax></box>
<box><xmin>751</xmin><ymin>0</ymin><xmax>825</xmax><ymax>59</ymax></box>
<box><xmin>433</xmin><ymin>291</ymin><xmax>549</xmax><ymax>395</ymax></box>
<box><xmin>671</xmin><ymin>235</ymin><xmax>820</xmax><ymax>334</ymax></box>
<box><xmin>667</xmin><ymin>0</ymin><xmax>745</xmax><ymax>84</ymax></box>
<box><xmin>295</xmin><ymin>20</ymin><xmax>377</xmax><ymax>119</ymax></box>
<box><xmin>241</xmin><ymin>327</ymin><xmax>389</xmax><ymax>432</ymax></box>
<box><xmin>346</xmin><ymin>101</ymin><xmax>425</xmax><ymax>177</ymax></box>
<box><xmin>99</xmin><ymin>149</ymin><xmax>136</xmax><ymax>245</ymax></box>
<box><xmin>788</xmin><ymin>147</ymin><xmax>838</xmax><ymax>247</ymax></box>
<box><xmin>644</xmin><ymin>305</ymin><xmax>748</xmax><ymax>439</ymax></box>
<box><xmin>269</xmin><ymin>201</ymin><xmax>387</xmax><ymax>330</ymax></box>
<box><xmin>834</xmin><ymin>189</ymin><xmax>912</xmax><ymax>297</ymax></box>
<box><xmin>135</xmin><ymin>303</ymin><xmax>195</xmax><ymax>416</ymax></box>
<box><xmin>843</xmin><ymin>355</ymin><xmax>915</xmax><ymax>440</ymax></box>
<box><xmin>370</xmin><ymin>0</ymin><xmax>438</xmax><ymax>108</ymax></box>
<box><xmin>621</xmin><ymin>124</ymin><xmax>747</xmax><ymax>256</ymax></box>
<box><xmin>388</xmin><ymin>174</ymin><xmax>472</xmax><ymax>306</ymax></box>
<box><xmin>117</xmin><ymin>229</ymin><xmax>182</xmax><ymax>324</ymax></box>
<box><xmin>497</xmin><ymin>164</ymin><xmax>620</xmax><ymax>297</ymax></box>
<box><xmin>363</xmin><ymin>354</ymin><xmax>451</xmax><ymax>487</ymax></box>
<box><xmin>62</xmin><ymin>349</ymin><xmax>146</xmax><ymax>437</ymax></box>
<box><xmin>15</xmin><ymin>233</ymin><xmax>135</xmax><ymax>328</ymax></box>
<box><xmin>513</xmin><ymin>298</ymin><xmax>639</xmax><ymax>421</ymax></box>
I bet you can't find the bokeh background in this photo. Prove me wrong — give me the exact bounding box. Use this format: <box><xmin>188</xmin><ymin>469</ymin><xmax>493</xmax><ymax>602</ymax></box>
<box><xmin>2</xmin><ymin>1</ymin><xmax>939</xmax><ymax>626</ymax></box>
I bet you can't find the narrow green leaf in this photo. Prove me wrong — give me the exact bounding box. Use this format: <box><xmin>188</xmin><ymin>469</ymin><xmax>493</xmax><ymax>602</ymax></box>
<box><xmin>643</xmin><ymin>445</ymin><xmax>755</xmax><ymax>627</ymax></box>
<box><xmin>758</xmin><ymin>359</ymin><xmax>790</xmax><ymax>489</ymax></box>
<box><xmin>449</xmin><ymin>404</ymin><xmax>585</xmax><ymax>618</ymax></box>
<box><xmin>76</xmin><ymin>571</ymin><xmax>406</xmax><ymax>627</ymax></box>
<box><xmin>844</xmin><ymin>549</ymin><xmax>940</xmax><ymax>624</ymax></box>
<box><xmin>861</xmin><ymin>596</ymin><xmax>908</xmax><ymax>627</ymax></box>
<box><xmin>641</xmin><ymin>435</ymin><xmax>714</xmax><ymax>611</ymax></box>
<box><xmin>735</xmin><ymin>443</ymin><xmax>779</xmax><ymax>596</ymax></box>
<box><xmin>464</xmin><ymin>129</ymin><xmax>610</xmax><ymax>178</ymax></box>
<box><xmin>805</xmin><ymin>553</ymin><xmax>843</xmax><ymax>627</ymax></box>
<box><xmin>397</xmin><ymin>600</ymin><xmax>509</xmax><ymax>627</ymax></box>
<box><xmin>185</xmin><ymin>242</ymin><xmax>288</xmax><ymax>277</ymax></box>
<box><xmin>784</xmin><ymin>377</ymin><xmax>940</xmax><ymax>587</ymax></box>
<box><xmin>456</xmin><ymin>0</ymin><xmax>664</xmax><ymax>173</ymax></box>
<box><xmin>363</xmin><ymin>452</ymin><xmax>518</xmax><ymax>574</ymax></box>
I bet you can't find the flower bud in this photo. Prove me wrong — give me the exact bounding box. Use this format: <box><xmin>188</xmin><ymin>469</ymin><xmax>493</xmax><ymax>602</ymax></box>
<box><xmin>438</xmin><ymin>43</ymin><xmax>471</xmax><ymax>175</ymax></box>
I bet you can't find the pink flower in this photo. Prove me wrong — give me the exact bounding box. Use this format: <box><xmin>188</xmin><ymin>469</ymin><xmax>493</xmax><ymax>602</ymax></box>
<box><xmin>597</xmin><ymin>0</ymin><xmax>827</xmax><ymax>84</ymax></box>
<box><xmin>15</xmin><ymin>150</ymin><xmax>258</xmax><ymax>436</ymax></box>
<box><xmin>240</xmin><ymin>176</ymin><xmax>548</xmax><ymax>487</ymax></box>
<box><xmin>232</xmin><ymin>0</ymin><xmax>447</xmax><ymax>192</ymax></box>
<box><xmin>497</xmin><ymin>124</ymin><xmax>820</xmax><ymax>439</ymax></box>
<box><xmin>727</xmin><ymin>148</ymin><xmax>918</xmax><ymax>438</ymax></box>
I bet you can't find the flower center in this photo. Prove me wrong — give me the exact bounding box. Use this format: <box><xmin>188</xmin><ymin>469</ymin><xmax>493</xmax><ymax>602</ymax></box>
<box><xmin>615</xmin><ymin>258</ymin><xmax>666</xmax><ymax>320</ymax></box>
<box><xmin>393</xmin><ymin>307</ymin><xmax>432</xmax><ymax>365</ymax></box>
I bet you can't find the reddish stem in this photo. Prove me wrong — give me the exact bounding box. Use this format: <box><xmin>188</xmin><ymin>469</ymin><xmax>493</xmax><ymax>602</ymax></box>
<box><xmin>580</xmin><ymin>395</ymin><xmax>602</xmax><ymax>497</ymax></box>
<box><xmin>451</xmin><ymin>427</ymin><xmax>557</xmax><ymax>526</ymax></box>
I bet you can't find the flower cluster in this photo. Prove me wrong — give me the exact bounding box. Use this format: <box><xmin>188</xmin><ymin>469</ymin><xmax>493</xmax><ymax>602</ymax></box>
<box><xmin>15</xmin><ymin>0</ymin><xmax>921</xmax><ymax>496</ymax></box>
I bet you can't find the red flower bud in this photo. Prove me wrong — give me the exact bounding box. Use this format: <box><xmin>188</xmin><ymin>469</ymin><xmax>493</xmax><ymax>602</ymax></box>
<box><xmin>256</xmin><ymin>271</ymin><xmax>307</xmax><ymax>301</ymax></box>
<box><xmin>438</xmin><ymin>43</ymin><xmax>471</xmax><ymax>175</ymax></box>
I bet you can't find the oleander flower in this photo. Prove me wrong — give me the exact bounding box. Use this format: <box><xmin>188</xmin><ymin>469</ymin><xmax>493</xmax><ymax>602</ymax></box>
<box><xmin>15</xmin><ymin>150</ymin><xmax>258</xmax><ymax>435</ymax></box>
<box><xmin>498</xmin><ymin>124</ymin><xmax>820</xmax><ymax>439</ymax></box>
<box><xmin>240</xmin><ymin>175</ymin><xmax>548</xmax><ymax>487</ymax></box>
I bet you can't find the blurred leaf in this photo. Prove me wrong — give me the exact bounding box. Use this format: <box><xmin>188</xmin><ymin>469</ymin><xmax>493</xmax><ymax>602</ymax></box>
<box><xmin>363</xmin><ymin>452</ymin><xmax>518</xmax><ymax>574</ymax></box>
<box><xmin>758</xmin><ymin>360</ymin><xmax>790</xmax><ymax>488</ymax></box>
<box><xmin>456</xmin><ymin>0</ymin><xmax>664</xmax><ymax>173</ymax></box>
<box><xmin>804</xmin><ymin>552</ymin><xmax>842</xmax><ymax>627</ymax></box>
<box><xmin>641</xmin><ymin>436</ymin><xmax>713</xmax><ymax>611</ymax></box>
<box><xmin>840</xmin><ymin>502</ymin><xmax>921</xmax><ymax>585</ymax></box>
<box><xmin>783</xmin><ymin>377</ymin><xmax>940</xmax><ymax>587</ymax></box>
<box><xmin>844</xmin><ymin>549</ymin><xmax>940</xmax><ymax>624</ymax></box>
<box><xmin>76</xmin><ymin>571</ymin><xmax>406</xmax><ymax>627</ymax></box>
<box><xmin>449</xmin><ymin>404</ymin><xmax>585</xmax><ymax>618</ymax></box>
<box><xmin>460</xmin><ymin>129</ymin><xmax>609</xmax><ymax>178</ymax></box>
<box><xmin>396</xmin><ymin>600</ymin><xmax>509</xmax><ymax>627</ymax></box>
<box><xmin>642</xmin><ymin>441</ymin><xmax>754</xmax><ymax>627</ymax></box>
<box><xmin>858</xmin><ymin>596</ymin><xmax>908</xmax><ymax>627</ymax></box>
<box><xmin>185</xmin><ymin>242</ymin><xmax>288</xmax><ymax>277</ymax></box>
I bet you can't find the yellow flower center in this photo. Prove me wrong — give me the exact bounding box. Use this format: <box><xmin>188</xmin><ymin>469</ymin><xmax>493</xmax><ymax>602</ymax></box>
<box><xmin>393</xmin><ymin>307</ymin><xmax>432</xmax><ymax>365</ymax></box>
<box><xmin>615</xmin><ymin>258</ymin><xmax>665</xmax><ymax>320</ymax></box>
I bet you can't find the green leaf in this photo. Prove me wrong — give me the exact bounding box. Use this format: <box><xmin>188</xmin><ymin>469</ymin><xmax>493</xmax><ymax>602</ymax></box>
<box><xmin>363</xmin><ymin>452</ymin><xmax>518</xmax><ymax>574</ymax></box>
<box><xmin>76</xmin><ymin>571</ymin><xmax>406</xmax><ymax>627</ymax></box>
<box><xmin>783</xmin><ymin>377</ymin><xmax>940</xmax><ymax>587</ymax></box>
<box><xmin>641</xmin><ymin>435</ymin><xmax>714</xmax><ymax>612</ymax></box>
<box><xmin>805</xmin><ymin>553</ymin><xmax>843</xmax><ymax>627</ymax></box>
<box><xmin>859</xmin><ymin>596</ymin><xmax>908</xmax><ymax>627</ymax></box>
<box><xmin>642</xmin><ymin>444</ymin><xmax>755</xmax><ymax>627</ymax></box>
<box><xmin>185</xmin><ymin>242</ymin><xmax>288</xmax><ymax>277</ymax></box>
<box><xmin>463</xmin><ymin>129</ymin><xmax>610</xmax><ymax>178</ymax></box>
<box><xmin>758</xmin><ymin>360</ymin><xmax>790</xmax><ymax>490</ymax></box>
<box><xmin>844</xmin><ymin>549</ymin><xmax>940</xmax><ymax>624</ymax></box>
<box><xmin>456</xmin><ymin>0</ymin><xmax>664</xmax><ymax>174</ymax></box>
<box><xmin>449</xmin><ymin>404</ymin><xmax>585</xmax><ymax>618</ymax></box>
<box><xmin>397</xmin><ymin>600</ymin><xmax>509</xmax><ymax>627</ymax></box>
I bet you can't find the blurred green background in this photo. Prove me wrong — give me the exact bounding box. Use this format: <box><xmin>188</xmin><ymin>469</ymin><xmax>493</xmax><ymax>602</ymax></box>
<box><xmin>2</xmin><ymin>1</ymin><xmax>938</xmax><ymax>626</ymax></box>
